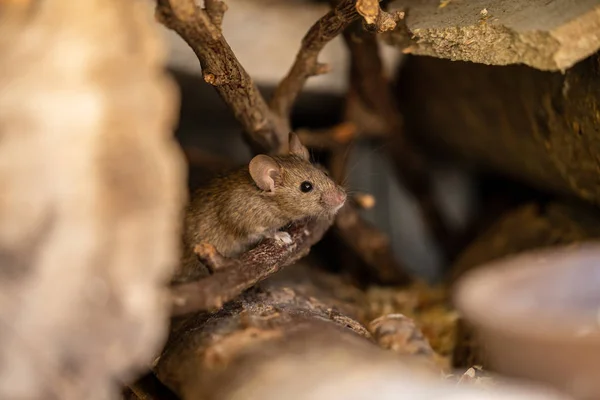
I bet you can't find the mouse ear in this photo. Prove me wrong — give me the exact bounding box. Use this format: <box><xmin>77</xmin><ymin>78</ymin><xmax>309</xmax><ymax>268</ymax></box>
<box><xmin>249</xmin><ymin>155</ymin><xmax>281</xmax><ymax>192</ymax></box>
<box><xmin>289</xmin><ymin>132</ymin><xmax>310</xmax><ymax>161</ymax></box>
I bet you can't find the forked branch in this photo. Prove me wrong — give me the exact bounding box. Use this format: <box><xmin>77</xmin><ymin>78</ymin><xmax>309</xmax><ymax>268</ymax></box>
<box><xmin>156</xmin><ymin>0</ymin><xmax>289</xmax><ymax>154</ymax></box>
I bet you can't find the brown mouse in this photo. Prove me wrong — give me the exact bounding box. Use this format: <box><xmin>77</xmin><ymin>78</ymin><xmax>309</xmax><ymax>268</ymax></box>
<box><xmin>172</xmin><ymin>132</ymin><xmax>347</xmax><ymax>283</ymax></box>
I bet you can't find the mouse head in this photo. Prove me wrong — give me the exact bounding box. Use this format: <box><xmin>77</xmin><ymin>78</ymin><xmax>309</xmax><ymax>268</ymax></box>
<box><xmin>248</xmin><ymin>133</ymin><xmax>347</xmax><ymax>219</ymax></box>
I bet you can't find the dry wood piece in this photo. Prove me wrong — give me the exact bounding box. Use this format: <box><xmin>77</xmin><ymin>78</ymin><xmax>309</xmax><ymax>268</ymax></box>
<box><xmin>352</xmin><ymin>192</ymin><xmax>376</xmax><ymax>209</ymax></box>
<box><xmin>296</xmin><ymin>122</ymin><xmax>358</xmax><ymax>150</ymax></box>
<box><xmin>398</xmin><ymin>53</ymin><xmax>600</xmax><ymax>207</ymax></box>
<box><xmin>386</xmin><ymin>0</ymin><xmax>600</xmax><ymax>71</ymax></box>
<box><xmin>356</xmin><ymin>0</ymin><xmax>405</xmax><ymax>32</ymax></box>
<box><xmin>170</xmin><ymin>217</ymin><xmax>333</xmax><ymax>315</ymax></box>
<box><xmin>204</xmin><ymin>0</ymin><xmax>227</xmax><ymax>30</ymax></box>
<box><xmin>0</xmin><ymin>1</ymin><xmax>185</xmax><ymax>399</ymax></box>
<box><xmin>368</xmin><ymin>313</ymin><xmax>437</xmax><ymax>361</ymax></box>
<box><xmin>157</xmin><ymin>263</ymin><xmax>568</xmax><ymax>400</ymax></box>
<box><xmin>157</xmin><ymin>264</ymin><xmax>438</xmax><ymax>400</ymax></box>
<box><xmin>270</xmin><ymin>0</ymin><xmax>405</xmax><ymax>120</ymax></box>
<box><xmin>456</xmin><ymin>366</ymin><xmax>496</xmax><ymax>388</ymax></box>
<box><xmin>156</xmin><ymin>0</ymin><xmax>289</xmax><ymax>154</ymax></box>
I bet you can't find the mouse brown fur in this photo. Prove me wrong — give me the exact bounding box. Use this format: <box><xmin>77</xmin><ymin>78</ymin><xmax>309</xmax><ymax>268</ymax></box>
<box><xmin>172</xmin><ymin>133</ymin><xmax>346</xmax><ymax>283</ymax></box>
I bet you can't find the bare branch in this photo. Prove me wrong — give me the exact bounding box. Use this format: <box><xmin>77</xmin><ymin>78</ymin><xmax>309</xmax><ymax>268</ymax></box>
<box><xmin>155</xmin><ymin>0</ymin><xmax>289</xmax><ymax>154</ymax></box>
<box><xmin>356</xmin><ymin>0</ymin><xmax>405</xmax><ymax>32</ymax></box>
<box><xmin>269</xmin><ymin>0</ymin><xmax>360</xmax><ymax>119</ymax></box>
<box><xmin>296</xmin><ymin>122</ymin><xmax>357</xmax><ymax>150</ymax></box>
<box><xmin>170</xmin><ymin>217</ymin><xmax>332</xmax><ymax>316</ymax></box>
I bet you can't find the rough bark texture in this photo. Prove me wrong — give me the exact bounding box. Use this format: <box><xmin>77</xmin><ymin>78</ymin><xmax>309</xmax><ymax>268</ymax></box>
<box><xmin>156</xmin><ymin>0</ymin><xmax>290</xmax><ymax>155</ymax></box>
<box><xmin>157</xmin><ymin>262</ymin><xmax>428</xmax><ymax>399</ymax></box>
<box><xmin>397</xmin><ymin>52</ymin><xmax>600</xmax><ymax>206</ymax></box>
<box><xmin>386</xmin><ymin>0</ymin><xmax>600</xmax><ymax>71</ymax></box>
<box><xmin>450</xmin><ymin>201</ymin><xmax>600</xmax><ymax>368</ymax></box>
<box><xmin>0</xmin><ymin>1</ymin><xmax>186</xmax><ymax>399</ymax></box>
<box><xmin>156</xmin><ymin>262</ymin><xmax>568</xmax><ymax>400</ymax></box>
<box><xmin>170</xmin><ymin>217</ymin><xmax>333</xmax><ymax>315</ymax></box>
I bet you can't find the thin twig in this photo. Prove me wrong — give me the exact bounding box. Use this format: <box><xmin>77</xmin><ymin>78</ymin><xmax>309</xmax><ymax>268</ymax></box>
<box><xmin>156</xmin><ymin>0</ymin><xmax>289</xmax><ymax>154</ymax></box>
<box><xmin>356</xmin><ymin>0</ymin><xmax>405</xmax><ymax>32</ymax></box>
<box><xmin>269</xmin><ymin>0</ymin><xmax>360</xmax><ymax>119</ymax></box>
<box><xmin>296</xmin><ymin>122</ymin><xmax>357</xmax><ymax>150</ymax></box>
<box><xmin>270</xmin><ymin>0</ymin><xmax>405</xmax><ymax>120</ymax></box>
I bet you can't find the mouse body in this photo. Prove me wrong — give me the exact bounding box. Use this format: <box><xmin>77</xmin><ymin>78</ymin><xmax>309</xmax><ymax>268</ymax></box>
<box><xmin>172</xmin><ymin>133</ymin><xmax>346</xmax><ymax>283</ymax></box>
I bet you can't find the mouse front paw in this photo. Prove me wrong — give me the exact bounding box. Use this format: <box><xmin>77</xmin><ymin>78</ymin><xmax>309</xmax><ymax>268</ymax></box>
<box><xmin>272</xmin><ymin>231</ymin><xmax>293</xmax><ymax>246</ymax></box>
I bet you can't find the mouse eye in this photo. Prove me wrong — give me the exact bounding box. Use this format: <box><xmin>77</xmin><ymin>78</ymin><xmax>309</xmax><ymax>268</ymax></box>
<box><xmin>300</xmin><ymin>181</ymin><xmax>313</xmax><ymax>193</ymax></box>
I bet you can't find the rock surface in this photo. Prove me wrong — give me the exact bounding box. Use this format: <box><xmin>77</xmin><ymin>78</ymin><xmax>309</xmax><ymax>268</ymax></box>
<box><xmin>0</xmin><ymin>1</ymin><xmax>186</xmax><ymax>399</ymax></box>
<box><xmin>387</xmin><ymin>0</ymin><xmax>600</xmax><ymax>71</ymax></box>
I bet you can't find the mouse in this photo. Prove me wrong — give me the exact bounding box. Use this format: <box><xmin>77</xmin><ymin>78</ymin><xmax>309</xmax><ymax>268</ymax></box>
<box><xmin>172</xmin><ymin>132</ymin><xmax>347</xmax><ymax>283</ymax></box>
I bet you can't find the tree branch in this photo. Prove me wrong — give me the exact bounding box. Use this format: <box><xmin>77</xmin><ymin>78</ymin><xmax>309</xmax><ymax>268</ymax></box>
<box><xmin>170</xmin><ymin>217</ymin><xmax>332</xmax><ymax>316</ymax></box>
<box><xmin>204</xmin><ymin>0</ymin><xmax>227</xmax><ymax>29</ymax></box>
<box><xmin>269</xmin><ymin>0</ymin><xmax>360</xmax><ymax>119</ymax></box>
<box><xmin>270</xmin><ymin>0</ymin><xmax>405</xmax><ymax>120</ymax></box>
<box><xmin>156</xmin><ymin>0</ymin><xmax>289</xmax><ymax>154</ymax></box>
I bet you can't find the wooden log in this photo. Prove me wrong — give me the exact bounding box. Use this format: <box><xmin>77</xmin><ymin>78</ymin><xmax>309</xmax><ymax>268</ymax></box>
<box><xmin>154</xmin><ymin>262</ymin><xmax>569</xmax><ymax>400</ymax></box>
<box><xmin>155</xmin><ymin>262</ymin><xmax>433</xmax><ymax>398</ymax></box>
<box><xmin>0</xmin><ymin>1</ymin><xmax>186</xmax><ymax>399</ymax></box>
<box><xmin>386</xmin><ymin>0</ymin><xmax>600</xmax><ymax>71</ymax></box>
<box><xmin>397</xmin><ymin>52</ymin><xmax>600</xmax><ymax>206</ymax></box>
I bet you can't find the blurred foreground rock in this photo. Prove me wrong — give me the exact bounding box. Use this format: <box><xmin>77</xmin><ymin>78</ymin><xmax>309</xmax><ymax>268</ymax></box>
<box><xmin>451</xmin><ymin>201</ymin><xmax>600</xmax><ymax>368</ymax></box>
<box><xmin>0</xmin><ymin>0</ymin><xmax>185</xmax><ymax>398</ymax></box>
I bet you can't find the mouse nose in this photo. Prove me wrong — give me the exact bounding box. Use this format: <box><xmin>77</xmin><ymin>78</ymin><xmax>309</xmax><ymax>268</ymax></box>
<box><xmin>323</xmin><ymin>187</ymin><xmax>347</xmax><ymax>208</ymax></box>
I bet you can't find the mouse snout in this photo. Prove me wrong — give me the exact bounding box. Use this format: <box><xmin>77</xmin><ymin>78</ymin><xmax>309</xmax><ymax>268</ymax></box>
<box><xmin>323</xmin><ymin>187</ymin><xmax>347</xmax><ymax>208</ymax></box>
